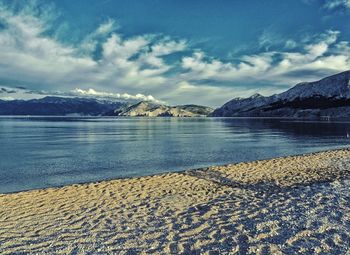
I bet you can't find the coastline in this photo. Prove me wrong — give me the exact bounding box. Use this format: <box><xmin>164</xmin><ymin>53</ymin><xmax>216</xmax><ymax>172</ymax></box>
<box><xmin>1</xmin><ymin>149</ymin><xmax>350</xmax><ymax>254</ymax></box>
<box><xmin>2</xmin><ymin>147</ymin><xmax>350</xmax><ymax>195</ymax></box>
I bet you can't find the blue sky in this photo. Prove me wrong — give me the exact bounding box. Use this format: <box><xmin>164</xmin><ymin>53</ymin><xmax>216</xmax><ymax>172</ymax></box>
<box><xmin>0</xmin><ymin>0</ymin><xmax>350</xmax><ymax>106</ymax></box>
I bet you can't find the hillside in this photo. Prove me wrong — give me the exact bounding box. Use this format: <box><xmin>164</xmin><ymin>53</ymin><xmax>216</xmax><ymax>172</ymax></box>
<box><xmin>0</xmin><ymin>97</ymin><xmax>126</xmax><ymax>116</ymax></box>
<box><xmin>211</xmin><ymin>71</ymin><xmax>350</xmax><ymax>118</ymax></box>
<box><xmin>109</xmin><ymin>101</ymin><xmax>213</xmax><ymax>117</ymax></box>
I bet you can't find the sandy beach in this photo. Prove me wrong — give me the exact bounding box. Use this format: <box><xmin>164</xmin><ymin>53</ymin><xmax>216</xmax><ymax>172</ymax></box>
<box><xmin>1</xmin><ymin>149</ymin><xmax>350</xmax><ymax>254</ymax></box>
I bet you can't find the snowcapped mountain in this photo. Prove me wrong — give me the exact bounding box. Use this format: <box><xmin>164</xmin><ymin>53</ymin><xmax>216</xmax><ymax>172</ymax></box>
<box><xmin>210</xmin><ymin>93</ymin><xmax>276</xmax><ymax>117</ymax></box>
<box><xmin>0</xmin><ymin>96</ymin><xmax>127</xmax><ymax>116</ymax></box>
<box><xmin>211</xmin><ymin>71</ymin><xmax>350</xmax><ymax>118</ymax></box>
<box><xmin>277</xmin><ymin>70</ymin><xmax>350</xmax><ymax>101</ymax></box>
<box><xmin>0</xmin><ymin>97</ymin><xmax>213</xmax><ymax>117</ymax></box>
<box><xmin>2</xmin><ymin>70</ymin><xmax>350</xmax><ymax>118</ymax></box>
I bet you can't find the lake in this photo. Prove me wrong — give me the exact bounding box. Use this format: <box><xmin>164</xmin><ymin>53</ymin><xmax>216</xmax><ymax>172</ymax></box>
<box><xmin>0</xmin><ymin>117</ymin><xmax>350</xmax><ymax>193</ymax></box>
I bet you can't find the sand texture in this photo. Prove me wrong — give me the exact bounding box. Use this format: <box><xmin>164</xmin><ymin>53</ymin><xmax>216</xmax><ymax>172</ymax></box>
<box><xmin>1</xmin><ymin>149</ymin><xmax>350</xmax><ymax>254</ymax></box>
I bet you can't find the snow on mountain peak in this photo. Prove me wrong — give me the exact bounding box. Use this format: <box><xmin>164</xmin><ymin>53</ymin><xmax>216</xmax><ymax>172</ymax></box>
<box><xmin>277</xmin><ymin>70</ymin><xmax>350</xmax><ymax>101</ymax></box>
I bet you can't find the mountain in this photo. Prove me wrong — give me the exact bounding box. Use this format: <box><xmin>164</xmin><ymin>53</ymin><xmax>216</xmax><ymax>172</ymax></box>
<box><xmin>0</xmin><ymin>96</ymin><xmax>127</xmax><ymax>116</ymax></box>
<box><xmin>210</xmin><ymin>93</ymin><xmax>275</xmax><ymax>117</ymax></box>
<box><xmin>0</xmin><ymin>96</ymin><xmax>213</xmax><ymax>117</ymax></box>
<box><xmin>109</xmin><ymin>101</ymin><xmax>213</xmax><ymax>117</ymax></box>
<box><xmin>211</xmin><ymin>71</ymin><xmax>350</xmax><ymax>118</ymax></box>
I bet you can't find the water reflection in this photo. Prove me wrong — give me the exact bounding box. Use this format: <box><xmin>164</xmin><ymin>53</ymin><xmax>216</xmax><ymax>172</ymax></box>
<box><xmin>219</xmin><ymin>118</ymin><xmax>350</xmax><ymax>138</ymax></box>
<box><xmin>0</xmin><ymin>117</ymin><xmax>349</xmax><ymax>193</ymax></box>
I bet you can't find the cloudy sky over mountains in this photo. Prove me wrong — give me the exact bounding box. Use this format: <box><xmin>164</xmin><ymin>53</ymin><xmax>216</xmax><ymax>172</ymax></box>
<box><xmin>0</xmin><ymin>0</ymin><xmax>350</xmax><ymax>106</ymax></box>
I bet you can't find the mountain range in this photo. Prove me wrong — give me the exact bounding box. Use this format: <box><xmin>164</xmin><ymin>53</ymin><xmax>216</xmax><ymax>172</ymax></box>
<box><xmin>1</xmin><ymin>71</ymin><xmax>350</xmax><ymax>118</ymax></box>
<box><xmin>0</xmin><ymin>97</ymin><xmax>126</xmax><ymax>116</ymax></box>
<box><xmin>211</xmin><ymin>70</ymin><xmax>350</xmax><ymax>118</ymax></box>
<box><xmin>0</xmin><ymin>96</ymin><xmax>212</xmax><ymax>117</ymax></box>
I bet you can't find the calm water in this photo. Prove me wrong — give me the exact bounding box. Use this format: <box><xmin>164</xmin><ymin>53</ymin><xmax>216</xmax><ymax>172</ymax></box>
<box><xmin>1</xmin><ymin>117</ymin><xmax>350</xmax><ymax>193</ymax></box>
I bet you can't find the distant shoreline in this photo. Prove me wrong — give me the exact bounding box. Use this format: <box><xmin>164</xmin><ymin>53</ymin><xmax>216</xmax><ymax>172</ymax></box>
<box><xmin>2</xmin><ymin>114</ymin><xmax>350</xmax><ymax>120</ymax></box>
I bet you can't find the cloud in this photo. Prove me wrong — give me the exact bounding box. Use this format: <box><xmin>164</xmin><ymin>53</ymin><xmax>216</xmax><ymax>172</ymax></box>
<box><xmin>0</xmin><ymin>1</ymin><xmax>350</xmax><ymax>107</ymax></box>
<box><xmin>181</xmin><ymin>30</ymin><xmax>350</xmax><ymax>88</ymax></box>
<box><xmin>164</xmin><ymin>81</ymin><xmax>282</xmax><ymax>106</ymax></box>
<box><xmin>0</xmin><ymin>1</ymin><xmax>187</xmax><ymax>97</ymax></box>
<box><xmin>303</xmin><ymin>0</ymin><xmax>350</xmax><ymax>11</ymax></box>
<box><xmin>0</xmin><ymin>85</ymin><xmax>165</xmax><ymax>104</ymax></box>
<box><xmin>0</xmin><ymin>87</ymin><xmax>16</xmax><ymax>93</ymax></box>
<box><xmin>284</xmin><ymin>40</ymin><xmax>297</xmax><ymax>49</ymax></box>
<box><xmin>0</xmin><ymin>2</ymin><xmax>96</xmax><ymax>88</ymax></box>
<box><xmin>81</xmin><ymin>19</ymin><xmax>118</xmax><ymax>52</ymax></box>
<box><xmin>71</xmin><ymin>88</ymin><xmax>165</xmax><ymax>104</ymax></box>
<box><xmin>323</xmin><ymin>0</ymin><xmax>350</xmax><ymax>10</ymax></box>
<box><xmin>181</xmin><ymin>50</ymin><xmax>273</xmax><ymax>81</ymax></box>
<box><xmin>257</xmin><ymin>29</ymin><xmax>285</xmax><ymax>51</ymax></box>
<box><xmin>151</xmin><ymin>38</ymin><xmax>187</xmax><ymax>56</ymax></box>
<box><xmin>0</xmin><ymin>86</ymin><xmax>46</xmax><ymax>100</ymax></box>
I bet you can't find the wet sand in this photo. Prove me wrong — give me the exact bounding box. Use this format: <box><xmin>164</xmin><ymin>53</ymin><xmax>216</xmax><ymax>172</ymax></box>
<box><xmin>1</xmin><ymin>149</ymin><xmax>350</xmax><ymax>254</ymax></box>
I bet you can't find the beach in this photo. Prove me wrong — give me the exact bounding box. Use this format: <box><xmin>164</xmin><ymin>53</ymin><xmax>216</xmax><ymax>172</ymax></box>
<box><xmin>1</xmin><ymin>149</ymin><xmax>350</xmax><ymax>254</ymax></box>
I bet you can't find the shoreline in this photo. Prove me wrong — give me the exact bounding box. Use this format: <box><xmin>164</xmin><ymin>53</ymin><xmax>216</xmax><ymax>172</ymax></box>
<box><xmin>2</xmin><ymin>147</ymin><xmax>349</xmax><ymax>195</ymax></box>
<box><xmin>1</xmin><ymin>149</ymin><xmax>350</xmax><ymax>254</ymax></box>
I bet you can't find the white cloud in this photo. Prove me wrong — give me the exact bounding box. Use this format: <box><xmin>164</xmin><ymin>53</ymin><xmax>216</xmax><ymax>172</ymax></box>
<box><xmin>96</xmin><ymin>19</ymin><xmax>117</xmax><ymax>35</ymax></box>
<box><xmin>1</xmin><ymin>1</ymin><xmax>350</xmax><ymax>107</ymax></box>
<box><xmin>324</xmin><ymin>0</ymin><xmax>350</xmax><ymax>9</ymax></box>
<box><xmin>181</xmin><ymin>50</ymin><xmax>273</xmax><ymax>81</ymax></box>
<box><xmin>151</xmin><ymin>39</ymin><xmax>187</xmax><ymax>56</ymax></box>
<box><xmin>284</xmin><ymin>39</ymin><xmax>297</xmax><ymax>49</ymax></box>
<box><xmin>81</xmin><ymin>19</ymin><xmax>118</xmax><ymax>52</ymax></box>
<box><xmin>181</xmin><ymin>30</ymin><xmax>350</xmax><ymax>87</ymax></box>
<box><xmin>0</xmin><ymin>86</ymin><xmax>45</xmax><ymax>100</ymax></box>
<box><xmin>0</xmin><ymin>3</ymin><xmax>96</xmax><ymax>87</ymax></box>
<box><xmin>71</xmin><ymin>88</ymin><xmax>165</xmax><ymax>104</ymax></box>
<box><xmin>258</xmin><ymin>30</ymin><xmax>284</xmax><ymax>51</ymax></box>
<box><xmin>164</xmin><ymin>81</ymin><xmax>282</xmax><ymax>106</ymax></box>
<box><xmin>0</xmin><ymin>85</ymin><xmax>165</xmax><ymax>104</ymax></box>
<box><xmin>0</xmin><ymin>2</ymin><xmax>187</xmax><ymax>99</ymax></box>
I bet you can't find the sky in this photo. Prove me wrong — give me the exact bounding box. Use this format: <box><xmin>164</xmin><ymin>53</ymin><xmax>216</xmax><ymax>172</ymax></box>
<box><xmin>0</xmin><ymin>0</ymin><xmax>350</xmax><ymax>106</ymax></box>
